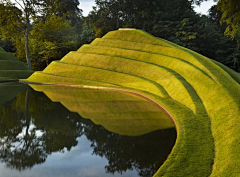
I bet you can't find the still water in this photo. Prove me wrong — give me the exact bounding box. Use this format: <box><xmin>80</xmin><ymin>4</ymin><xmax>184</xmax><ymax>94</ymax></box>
<box><xmin>0</xmin><ymin>82</ymin><xmax>176</xmax><ymax>177</ymax></box>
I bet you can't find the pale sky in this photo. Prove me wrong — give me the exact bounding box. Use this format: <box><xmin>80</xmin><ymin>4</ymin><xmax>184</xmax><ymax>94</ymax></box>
<box><xmin>80</xmin><ymin>0</ymin><xmax>96</xmax><ymax>16</ymax></box>
<box><xmin>194</xmin><ymin>0</ymin><xmax>217</xmax><ymax>15</ymax></box>
<box><xmin>80</xmin><ymin>0</ymin><xmax>217</xmax><ymax>17</ymax></box>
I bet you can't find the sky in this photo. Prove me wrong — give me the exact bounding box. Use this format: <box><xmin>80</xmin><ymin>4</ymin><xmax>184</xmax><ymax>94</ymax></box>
<box><xmin>80</xmin><ymin>0</ymin><xmax>217</xmax><ymax>17</ymax></box>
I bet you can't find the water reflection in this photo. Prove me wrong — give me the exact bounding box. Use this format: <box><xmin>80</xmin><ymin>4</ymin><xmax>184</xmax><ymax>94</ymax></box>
<box><xmin>0</xmin><ymin>82</ymin><xmax>26</xmax><ymax>106</ymax></box>
<box><xmin>0</xmin><ymin>83</ymin><xmax>176</xmax><ymax>177</ymax></box>
<box><xmin>31</xmin><ymin>85</ymin><xmax>175</xmax><ymax>136</ymax></box>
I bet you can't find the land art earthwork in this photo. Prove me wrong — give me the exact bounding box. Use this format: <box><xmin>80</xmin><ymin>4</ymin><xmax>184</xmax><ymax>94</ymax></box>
<box><xmin>21</xmin><ymin>29</ymin><xmax>240</xmax><ymax>177</ymax></box>
<box><xmin>0</xmin><ymin>47</ymin><xmax>33</xmax><ymax>81</ymax></box>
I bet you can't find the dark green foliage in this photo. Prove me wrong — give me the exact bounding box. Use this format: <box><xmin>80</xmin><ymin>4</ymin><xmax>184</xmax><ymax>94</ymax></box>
<box><xmin>86</xmin><ymin>0</ymin><xmax>240</xmax><ymax>72</ymax></box>
<box><xmin>0</xmin><ymin>0</ymin><xmax>239</xmax><ymax>72</ymax></box>
<box><xmin>0</xmin><ymin>0</ymin><xmax>84</xmax><ymax>71</ymax></box>
<box><xmin>85</xmin><ymin>124</ymin><xmax>176</xmax><ymax>177</ymax></box>
<box><xmin>217</xmin><ymin>0</ymin><xmax>240</xmax><ymax>39</ymax></box>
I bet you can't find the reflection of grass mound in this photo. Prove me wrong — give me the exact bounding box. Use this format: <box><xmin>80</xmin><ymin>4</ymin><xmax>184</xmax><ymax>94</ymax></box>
<box><xmin>0</xmin><ymin>47</ymin><xmax>33</xmax><ymax>81</ymax></box>
<box><xmin>30</xmin><ymin>85</ymin><xmax>174</xmax><ymax>136</ymax></box>
<box><xmin>22</xmin><ymin>29</ymin><xmax>240</xmax><ymax>177</ymax></box>
<box><xmin>0</xmin><ymin>82</ymin><xmax>27</xmax><ymax>106</ymax></box>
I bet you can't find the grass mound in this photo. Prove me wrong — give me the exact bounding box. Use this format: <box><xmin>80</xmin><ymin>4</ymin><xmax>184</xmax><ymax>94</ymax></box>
<box><xmin>22</xmin><ymin>29</ymin><xmax>240</xmax><ymax>177</ymax></box>
<box><xmin>0</xmin><ymin>47</ymin><xmax>33</xmax><ymax>81</ymax></box>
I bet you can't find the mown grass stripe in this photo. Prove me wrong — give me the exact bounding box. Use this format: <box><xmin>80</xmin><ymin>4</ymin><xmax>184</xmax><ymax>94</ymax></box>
<box><xmin>103</xmin><ymin>29</ymin><xmax>173</xmax><ymax>47</ymax></box>
<box><xmin>43</xmin><ymin>61</ymin><xmax>166</xmax><ymax>97</ymax></box>
<box><xmin>24</xmin><ymin>72</ymin><xmax>122</xmax><ymax>89</ymax></box>
<box><xmin>78</xmin><ymin>45</ymin><xmax>215</xmax><ymax>83</ymax></box>
<box><xmin>55</xmin><ymin>60</ymin><xmax>170</xmax><ymax>98</ymax></box>
<box><xmin>91</xmin><ymin>38</ymin><xmax>215</xmax><ymax>80</ymax></box>
<box><xmin>61</xmin><ymin>52</ymin><xmax>205</xmax><ymax>113</ymax></box>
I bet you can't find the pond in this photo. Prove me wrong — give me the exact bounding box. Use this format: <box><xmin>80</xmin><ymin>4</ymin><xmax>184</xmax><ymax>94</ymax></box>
<box><xmin>0</xmin><ymin>82</ymin><xmax>176</xmax><ymax>177</ymax></box>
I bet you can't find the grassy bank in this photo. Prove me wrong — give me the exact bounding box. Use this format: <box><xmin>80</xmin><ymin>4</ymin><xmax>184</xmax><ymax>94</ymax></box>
<box><xmin>22</xmin><ymin>29</ymin><xmax>240</xmax><ymax>177</ymax></box>
<box><xmin>0</xmin><ymin>47</ymin><xmax>33</xmax><ymax>81</ymax></box>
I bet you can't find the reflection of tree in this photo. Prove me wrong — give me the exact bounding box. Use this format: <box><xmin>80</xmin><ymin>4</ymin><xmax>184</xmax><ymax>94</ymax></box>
<box><xmin>32</xmin><ymin>105</ymin><xmax>84</xmax><ymax>153</ymax></box>
<box><xmin>0</xmin><ymin>132</ymin><xmax>46</xmax><ymax>170</ymax></box>
<box><xmin>84</xmin><ymin>122</ymin><xmax>176</xmax><ymax>177</ymax></box>
<box><xmin>0</xmin><ymin>87</ymin><xmax>84</xmax><ymax>170</ymax></box>
<box><xmin>0</xmin><ymin>87</ymin><xmax>46</xmax><ymax>170</ymax></box>
<box><xmin>0</xmin><ymin>86</ymin><xmax>176</xmax><ymax>177</ymax></box>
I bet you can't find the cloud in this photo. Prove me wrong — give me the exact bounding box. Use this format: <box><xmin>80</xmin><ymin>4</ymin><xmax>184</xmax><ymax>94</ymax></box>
<box><xmin>79</xmin><ymin>0</ymin><xmax>96</xmax><ymax>16</ymax></box>
<box><xmin>194</xmin><ymin>0</ymin><xmax>217</xmax><ymax>15</ymax></box>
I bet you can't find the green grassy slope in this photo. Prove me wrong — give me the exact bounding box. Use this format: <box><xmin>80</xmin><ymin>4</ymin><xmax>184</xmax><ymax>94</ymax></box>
<box><xmin>22</xmin><ymin>29</ymin><xmax>240</xmax><ymax>177</ymax></box>
<box><xmin>0</xmin><ymin>47</ymin><xmax>5</xmax><ymax>52</ymax></box>
<box><xmin>211</xmin><ymin>59</ymin><xmax>240</xmax><ymax>84</ymax></box>
<box><xmin>29</xmin><ymin>85</ymin><xmax>174</xmax><ymax>136</ymax></box>
<box><xmin>0</xmin><ymin>47</ymin><xmax>33</xmax><ymax>81</ymax></box>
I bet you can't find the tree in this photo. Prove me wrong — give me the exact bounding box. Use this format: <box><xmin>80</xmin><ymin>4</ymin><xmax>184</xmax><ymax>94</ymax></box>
<box><xmin>0</xmin><ymin>0</ymin><xmax>83</xmax><ymax>70</ymax></box>
<box><xmin>151</xmin><ymin>0</ymin><xmax>196</xmax><ymax>40</ymax></box>
<box><xmin>79</xmin><ymin>21</ymin><xmax>95</xmax><ymax>44</ymax></box>
<box><xmin>0</xmin><ymin>38</ymin><xmax>13</xmax><ymax>52</ymax></box>
<box><xmin>217</xmin><ymin>0</ymin><xmax>240</xmax><ymax>39</ymax></box>
<box><xmin>0</xmin><ymin>0</ymin><xmax>45</xmax><ymax>69</ymax></box>
<box><xmin>191</xmin><ymin>0</ymin><xmax>239</xmax><ymax>39</ymax></box>
<box><xmin>30</xmin><ymin>15</ymin><xmax>77</xmax><ymax>68</ymax></box>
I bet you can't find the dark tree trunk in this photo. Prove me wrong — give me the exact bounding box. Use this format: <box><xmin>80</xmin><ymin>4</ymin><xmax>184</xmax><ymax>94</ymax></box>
<box><xmin>25</xmin><ymin>16</ymin><xmax>31</xmax><ymax>69</ymax></box>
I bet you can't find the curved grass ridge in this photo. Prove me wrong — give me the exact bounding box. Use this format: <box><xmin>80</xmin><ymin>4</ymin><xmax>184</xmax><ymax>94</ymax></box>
<box><xmin>0</xmin><ymin>47</ymin><xmax>33</xmax><ymax>81</ymax></box>
<box><xmin>22</xmin><ymin>29</ymin><xmax>240</xmax><ymax>177</ymax></box>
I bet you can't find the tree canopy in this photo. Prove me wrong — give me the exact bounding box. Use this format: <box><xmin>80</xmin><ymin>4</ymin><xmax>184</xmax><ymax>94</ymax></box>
<box><xmin>0</xmin><ymin>0</ymin><xmax>239</xmax><ymax>72</ymax></box>
<box><xmin>0</xmin><ymin>0</ymin><xmax>83</xmax><ymax>70</ymax></box>
<box><xmin>217</xmin><ymin>0</ymin><xmax>240</xmax><ymax>39</ymax></box>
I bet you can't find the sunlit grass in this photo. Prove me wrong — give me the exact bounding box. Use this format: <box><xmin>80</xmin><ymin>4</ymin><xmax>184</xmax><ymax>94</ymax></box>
<box><xmin>43</xmin><ymin>61</ymin><xmax>165</xmax><ymax>97</ymax></box>
<box><xmin>211</xmin><ymin>59</ymin><xmax>240</xmax><ymax>84</ymax></box>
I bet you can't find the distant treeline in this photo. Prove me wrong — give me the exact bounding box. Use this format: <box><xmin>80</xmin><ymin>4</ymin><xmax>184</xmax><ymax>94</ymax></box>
<box><xmin>0</xmin><ymin>0</ymin><xmax>239</xmax><ymax>72</ymax></box>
